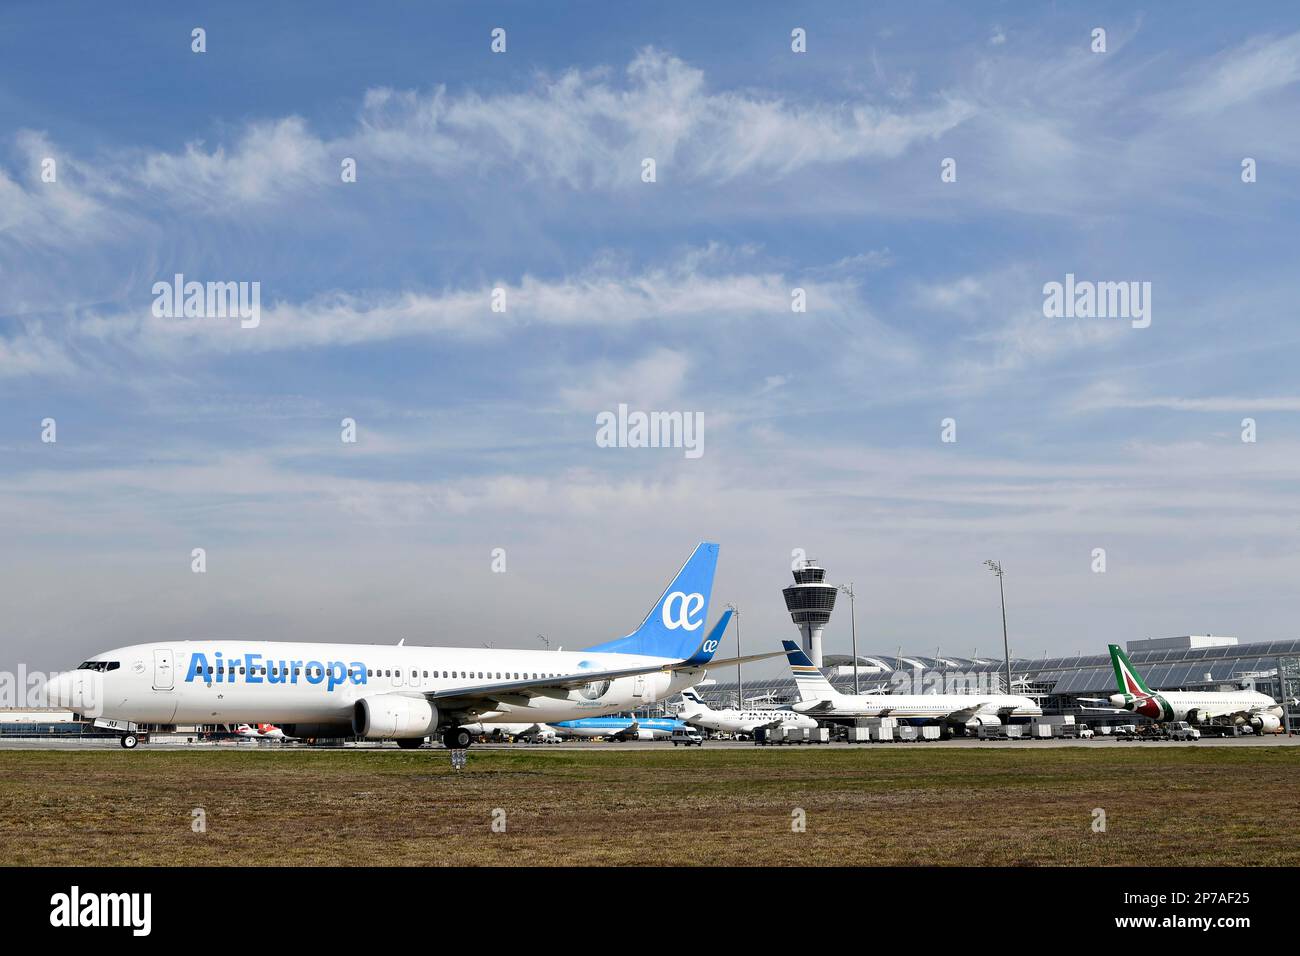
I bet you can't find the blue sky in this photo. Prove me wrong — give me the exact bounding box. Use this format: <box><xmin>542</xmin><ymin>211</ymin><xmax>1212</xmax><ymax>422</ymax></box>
<box><xmin>4</xmin><ymin>2</ymin><xmax>1300</xmax><ymax>674</ymax></box>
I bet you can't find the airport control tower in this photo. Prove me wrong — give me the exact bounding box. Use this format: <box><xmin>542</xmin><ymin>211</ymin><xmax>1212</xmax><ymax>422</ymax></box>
<box><xmin>782</xmin><ymin>560</ymin><xmax>838</xmax><ymax>668</ymax></box>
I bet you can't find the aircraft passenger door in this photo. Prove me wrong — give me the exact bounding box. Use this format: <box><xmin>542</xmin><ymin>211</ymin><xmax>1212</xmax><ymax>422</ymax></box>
<box><xmin>633</xmin><ymin>676</ymin><xmax>645</xmax><ymax>698</ymax></box>
<box><xmin>153</xmin><ymin>649</ymin><xmax>175</xmax><ymax>690</ymax></box>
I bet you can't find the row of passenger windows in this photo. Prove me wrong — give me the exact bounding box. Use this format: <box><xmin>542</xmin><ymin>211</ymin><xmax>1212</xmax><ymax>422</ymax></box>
<box><xmin>202</xmin><ymin>666</ymin><xmax>314</xmax><ymax>677</ymax></box>
<box><xmin>196</xmin><ymin>665</ymin><xmax>561</xmax><ymax>681</ymax></box>
<box><xmin>365</xmin><ymin>669</ymin><xmax>561</xmax><ymax>681</ymax></box>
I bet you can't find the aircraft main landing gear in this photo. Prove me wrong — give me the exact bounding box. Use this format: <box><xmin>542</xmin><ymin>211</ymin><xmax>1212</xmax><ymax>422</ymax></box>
<box><xmin>441</xmin><ymin>727</ymin><xmax>472</xmax><ymax>749</ymax></box>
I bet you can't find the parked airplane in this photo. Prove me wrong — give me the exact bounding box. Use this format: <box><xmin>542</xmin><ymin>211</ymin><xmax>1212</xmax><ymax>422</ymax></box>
<box><xmin>781</xmin><ymin>641</ymin><xmax>1041</xmax><ymax>726</ymax></box>
<box><xmin>551</xmin><ymin>715</ymin><xmax>687</xmax><ymax>740</ymax></box>
<box><xmin>229</xmin><ymin>722</ymin><xmax>291</xmax><ymax>741</ymax></box>
<box><xmin>676</xmin><ymin>688</ymin><xmax>817</xmax><ymax>736</ymax></box>
<box><xmin>460</xmin><ymin>722</ymin><xmax>560</xmax><ymax>742</ymax></box>
<box><xmin>48</xmin><ymin>543</ymin><xmax>778</xmax><ymax>750</ymax></box>
<box><xmin>1081</xmin><ymin>644</ymin><xmax>1284</xmax><ymax>731</ymax></box>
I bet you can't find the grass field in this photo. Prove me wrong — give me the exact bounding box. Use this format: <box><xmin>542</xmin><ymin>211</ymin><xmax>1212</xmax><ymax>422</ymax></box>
<box><xmin>2</xmin><ymin>747</ymin><xmax>1298</xmax><ymax>866</ymax></box>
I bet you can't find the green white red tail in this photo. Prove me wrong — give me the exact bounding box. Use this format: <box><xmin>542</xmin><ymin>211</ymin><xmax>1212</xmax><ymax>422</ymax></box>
<box><xmin>1108</xmin><ymin>644</ymin><xmax>1170</xmax><ymax>719</ymax></box>
<box><xmin>1109</xmin><ymin>644</ymin><xmax>1152</xmax><ymax>695</ymax></box>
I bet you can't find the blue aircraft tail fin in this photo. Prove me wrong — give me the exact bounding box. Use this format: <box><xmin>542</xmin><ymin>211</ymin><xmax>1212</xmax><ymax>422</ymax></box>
<box><xmin>679</xmin><ymin>608</ymin><xmax>731</xmax><ymax>666</ymax></box>
<box><xmin>586</xmin><ymin>542</ymin><xmax>720</xmax><ymax>659</ymax></box>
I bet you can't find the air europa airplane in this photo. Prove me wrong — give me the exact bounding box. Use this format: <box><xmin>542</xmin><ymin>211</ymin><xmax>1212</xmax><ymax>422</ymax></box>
<box><xmin>47</xmin><ymin>543</ymin><xmax>771</xmax><ymax>750</ymax></box>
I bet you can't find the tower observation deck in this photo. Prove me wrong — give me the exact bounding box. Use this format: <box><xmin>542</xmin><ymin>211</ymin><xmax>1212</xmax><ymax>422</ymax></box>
<box><xmin>782</xmin><ymin>561</ymin><xmax>837</xmax><ymax>668</ymax></box>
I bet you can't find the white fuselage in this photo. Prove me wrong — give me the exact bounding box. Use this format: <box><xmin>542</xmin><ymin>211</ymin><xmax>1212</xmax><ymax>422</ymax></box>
<box><xmin>792</xmin><ymin>693</ymin><xmax>1041</xmax><ymax>721</ymax></box>
<box><xmin>1113</xmin><ymin>688</ymin><xmax>1282</xmax><ymax>723</ymax></box>
<box><xmin>1164</xmin><ymin>690</ymin><xmax>1279</xmax><ymax>722</ymax></box>
<box><xmin>682</xmin><ymin>707</ymin><xmax>817</xmax><ymax>734</ymax></box>
<box><xmin>48</xmin><ymin>640</ymin><xmax>704</xmax><ymax>729</ymax></box>
<box><xmin>461</xmin><ymin>722</ymin><xmax>559</xmax><ymax>740</ymax></box>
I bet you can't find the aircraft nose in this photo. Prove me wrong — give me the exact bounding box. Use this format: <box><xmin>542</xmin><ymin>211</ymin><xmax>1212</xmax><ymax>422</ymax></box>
<box><xmin>46</xmin><ymin>671</ymin><xmax>99</xmax><ymax>714</ymax></box>
<box><xmin>45</xmin><ymin>672</ymin><xmax>74</xmax><ymax>708</ymax></box>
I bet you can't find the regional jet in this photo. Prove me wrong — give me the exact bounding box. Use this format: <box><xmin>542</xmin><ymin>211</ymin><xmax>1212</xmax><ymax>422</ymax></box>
<box><xmin>675</xmin><ymin>687</ymin><xmax>817</xmax><ymax>736</ymax></box>
<box><xmin>550</xmin><ymin>715</ymin><xmax>687</xmax><ymax>740</ymax></box>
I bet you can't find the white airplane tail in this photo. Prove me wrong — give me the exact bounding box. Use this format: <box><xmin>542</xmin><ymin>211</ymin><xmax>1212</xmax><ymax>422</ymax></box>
<box><xmin>678</xmin><ymin>687</ymin><xmax>711</xmax><ymax>715</ymax></box>
<box><xmin>781</xmin><ymin>641</ymin><xmax>839</xmax><ymax>701</ymax></box>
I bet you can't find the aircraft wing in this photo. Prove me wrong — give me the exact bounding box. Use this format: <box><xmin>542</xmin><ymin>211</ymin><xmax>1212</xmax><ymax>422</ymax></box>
<box><xmin>425</xmin><ymin>649</ymin><xmax>786</xmax><ymax>711</ymax></box>
<box><xmin>1195</xmin><ymin>705</ymin><xmax>1269</xmax><ymax>722</ymax></box>
<box><xmin>795</xmin><ymin>700</ymin><xmax>838</xmax><ymax>713</ymax></box>
<box><xmin>708</xmin><ymin>650</ymin><xmax>793</xmax><ymax>668</ymax></box>
<box><xmin>876</xmin><ymin>703</ymin><xmax>990</xmax><ymax>719</ymax></box>
<box><xmin>942</xmin><ymin>702</ymin><xmax>999</xmax><ymax>722</ymax></box>
<box><xmin>427</xmin><ymin>661</ymin><xmax>684</xmax><ymax>704</ymax></box>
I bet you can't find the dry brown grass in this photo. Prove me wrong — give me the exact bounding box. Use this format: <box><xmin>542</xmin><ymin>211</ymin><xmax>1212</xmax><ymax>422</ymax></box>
<box><xmin>2</xmin><ymin>746</ymin><xmax>1296</xmax><ymax>866</ymax></box>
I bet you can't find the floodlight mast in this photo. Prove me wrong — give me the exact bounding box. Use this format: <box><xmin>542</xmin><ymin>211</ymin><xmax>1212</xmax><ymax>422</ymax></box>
<box><xmin>984</xmin><ymin>560</ymin><xmax>1011</xmax><ymax>695</ymax></box>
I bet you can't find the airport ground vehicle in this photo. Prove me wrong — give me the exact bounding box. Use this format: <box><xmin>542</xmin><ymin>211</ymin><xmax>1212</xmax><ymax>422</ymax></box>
<box><xmin>1169</xmin><ymin>721</ymin><xmax>1201</xmax><ymax>741</ymax></box>
<box><xmin>670</xmin><ymin>728</ymin><xmax>703</xmax><ymax>746</ymax></box>
<box><xmin>1078</xmin><ymin>726</ymin><xmax>1094</xmax><ymax>739</ymax></box>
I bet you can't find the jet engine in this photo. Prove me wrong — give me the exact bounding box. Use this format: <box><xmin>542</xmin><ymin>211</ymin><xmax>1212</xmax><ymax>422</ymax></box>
<box><xmin>352</xmin><ymin>695</ymin><xmax>439</xmax><ymax>739</ymax></box>
<box><xmin>1250</xmin><ymin>713</ymin><xmax>1281</xmax><ymax>733</ymax></box>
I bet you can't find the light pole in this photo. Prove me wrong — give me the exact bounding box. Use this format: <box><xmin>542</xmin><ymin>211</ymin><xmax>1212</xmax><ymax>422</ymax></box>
<box><xmin>984</xmin><ymin>560</ymin><xmax>1011</xmax><ymax>695</ymax></box>
<box><xmin>537</xmin><ymin>634</ymin><xmax>549</xmax><ymax>651</ymax></box>
<box><xmin>840</xmin><ymin>583</ymin><xmax>859</xmax><ymax>694</ymax></box>
<box><xmin>725</xmin><ymin>602</ymin><xmax>741</xmax><ymax>707</ymax></box>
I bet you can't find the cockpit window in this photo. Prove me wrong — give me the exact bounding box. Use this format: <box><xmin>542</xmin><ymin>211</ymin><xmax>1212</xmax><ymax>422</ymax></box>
<box><xmin>77</xmin><ymin>661</ymin><xmax>120</xmax><ymax>672</ymax></box>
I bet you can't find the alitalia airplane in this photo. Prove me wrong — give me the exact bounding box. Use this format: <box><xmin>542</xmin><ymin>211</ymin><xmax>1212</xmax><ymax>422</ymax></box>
<box><xmin>782</xmin><ymin>641</ymin><xmax>1041</xmax><ymax>726</ymax></box>
<box><xmin>1082</xmin><ymin>644</ymin><xmax>1284</xmax><ymax>731</ymax></box>
<box><xmin>46</xmin><ymin>543</ymin><xmax>776</xmax><ymax>750</ymax></box>
<box><xmin>228</xmin><ymin>722</ymin><xmax>292</xmax><ymax>741</ymax></box>
<box><xmin>676</xmin><ymin>687</ymin><xmax>818</xmax><ymax>736</ymax></box>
